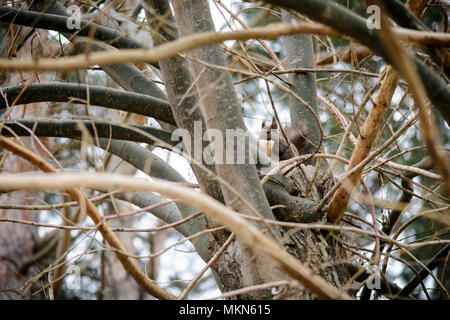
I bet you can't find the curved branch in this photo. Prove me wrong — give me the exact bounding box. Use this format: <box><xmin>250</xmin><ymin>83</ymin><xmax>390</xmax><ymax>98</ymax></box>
<box><xmin>0</xmin><ymin>136</ymin><xmax>174</xmax><ymax>300</ymax></box>
<box><xmin>395</xmin><ymin>244</ymin><xmax>450</xmax><ymax>299</ymax></box>
<box><xmin>382</xmin><ymin>0</ymin><xmax>429</xmax><ymax>31</ymax></box>
<box><xmin>98</xmin><ymin>139</ymin><xmax>185</xmax><ymax>182</ymax></box>
<box><xmin>0</xmin><ymin>172</ymin><xmax>353</xmax><ymax>300</ymax></box>
<box><xmin>85</xmin><ymin>138</ymin><xmax>214</xmax><ymax>263</ymax></box>
<box><xmin>95</xmin><ymin>139</ymin><xmax>213</xmax><ymax>261</ymax></box>
<box><xmin>118</xmin><ymin>192</ymin><xmax>187</xmax><ymax>237</ymax></box>
<box><xmin>3</xmin><ymin>118</ymin><xmax>319</xmax><ymax>246</ymax></box>
<box><xmin>2</xmin><ymin>120</ymin><xmax>209</xmax><ymax>255</ymax></box>
<box><xmin>0</xmin><ymin>119</ymin><xmax>177</xmax><ymax>146</ymax></box>
<box><xmin>0</xmin><ymin>23</ymin><xmax>335</xmax><ymax>71</ymax></box>
<box><xmin>32</xmin><ymin>1</ymin><xmax>169</xmax><ymax>104</ymax></box>
<box><xmin>3</xmin><ymin>21</ymin><xmax>447</xmax><ymax>72</ymax></box>
<box><xmin>0</xmin><ymin>6</ymin><xmax>145</xmax><ymax>50</ymax></box>
<box><xmin>263</xmin><ymin>179</ymin><xmax>323</xmax><ymax>223</ymax></box>
<box><xmin>145</xmin><ymin>0</ymin><xmax>224</xmax><ymax>206</ymax></box>
<box><xmin>0</xmin><ymin>83</ymin><xmax>175</xmax><ymax>125</ymax></box>
<box><xmin>3</xmin><ymin>120</ymin><xmax>319</xmax><ymax>229</ymax></box>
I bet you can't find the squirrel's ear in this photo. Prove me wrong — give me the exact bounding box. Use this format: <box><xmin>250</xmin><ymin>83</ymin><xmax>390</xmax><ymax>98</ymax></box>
<box><xmin>261</xmin><ymin>120</ymin><xmax>267</xmax><ymax>128</ymax></box>
<box><xmin>270</xmin><ymin>117</ymin><xmax>278</xmax><ymax>129</ymax></box>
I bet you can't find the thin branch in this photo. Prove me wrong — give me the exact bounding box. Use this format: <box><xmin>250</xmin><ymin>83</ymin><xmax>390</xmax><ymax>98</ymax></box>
<box><xmin>1</xmin><ymin>21</ymin><xmax>447</xmax><ymax>72</ymax></box>
<box><xmin>0</xmin><ymin>171</ymin><xmax>352</xmax><ymax>300</ymax></box>
<box><xmin>327</xmin><ymin>67</ymin><xmax>400</xmax><ymax>222</ymax></box>
<box><xmin>262</xmin><ymin>0</ymin><xmax>450</xmax><ymax>125</ymax></box>
<box><xmin>375</xmin><ymin>2</ymin><xmax>450</xmax><ymax>196</ymax></box>
<box><xmin>0</xmin><ymin>119</ymin><xmax>177</xmax><ymax>147</ymax></box>
<box><xmin>0</xmin><ymin>136</ymin><xmax>175</xmax><ymax>300</ymax></box>
<box><xmin>395</xmin><ymin>244</ymin><xmax>450</xmax><ymax>298</ymax></box>
<box><xmin>0</xmin><ymin>83</ymin><xmax>175</xmax><ymax>125</ymax></box>
<box><xmin>31</xmin><ymin>1</ymin><xmax>169</xmax><ymax>104</ymax></box>
<box><xmin>0</xmin><ymin>6</ymin><xmax>146</xmax><ymax>50</ymax></box>
<box><xmin>178</xmin><ymin>232</ymin><xmax>235</xmax><ymax>300</ymax></box>
<box><xmin>0</xmin><ymin>190</ymin><xmax>118</xmax><ymax>210</ymax></box>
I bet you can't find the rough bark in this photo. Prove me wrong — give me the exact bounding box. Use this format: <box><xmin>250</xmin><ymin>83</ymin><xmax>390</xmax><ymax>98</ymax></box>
<box><xmin>144</xmin><ymin>0</ymin><xmax>224</xmax><ymax>211</ymax></box>
<box><xmin>172</xmin><ymin>0</ymin><xmax>286</xmax><ymax>299</ymax></box>
<box><xmin>0</xmin><ymin>83</ymin><xmax>175</xmax><ymax>125</ymax></box>
<box><xmin>281</xmin><ymin>10</ymin><xmax>320</xmax><ymax>155</ymax></box>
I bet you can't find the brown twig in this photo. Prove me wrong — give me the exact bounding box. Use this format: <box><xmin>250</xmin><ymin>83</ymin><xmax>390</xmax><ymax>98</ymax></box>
<box><xmin>0</xmin><ymin>171</ymin><xmax>352</xmax><ymax>300</ymax></box>
<box><xmin>327</xmin><ymin>67</ymin><xmax>400</xmax><ymax>222</ymax></box>
<box><xmin>0</xmin><ymin>136</ymin><xmax>174</xmax><ymax>300</ymax></box>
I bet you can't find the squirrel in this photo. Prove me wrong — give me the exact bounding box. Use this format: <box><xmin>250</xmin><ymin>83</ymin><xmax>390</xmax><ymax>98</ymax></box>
<box><xmin>258</xmin><ymin>117</ymin><xmax>310</xmax><ymax>161</ymax></box>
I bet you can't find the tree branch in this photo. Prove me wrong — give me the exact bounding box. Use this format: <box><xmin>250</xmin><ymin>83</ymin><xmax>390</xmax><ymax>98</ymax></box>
<box><xmin>0</xmin><ymin>119</ymin><xmax>177</xmax><ymax>146</ymax></box>
<box><xmin>382</xmin><ymin>0</ymin><xmax>429</xmax><ymax>31</ymax></box>
<box><xmin>32</xmin><ymin>1</ymin><xmax>169</xmax><ymax>104</ymax></box>
<box><xmin>0</xmin><ymin>136</ymin><xmax>175</xmax><ymax>300</ymax></box>
<box><xmin>144</xmin><ymin>0</ymin><xmax>224</xmax><ymax>207</ymax></box>
<box><xmin>0</xmin><ymin>6</ymin><xmax>146</xmax><ymax>50</ymax></box>
<box><xmin>327</xmin><ymin>67</ymin><xmax>400</xmax><ymax>222</ymax></box>
<box><xmin>262</xmin><ymin>0</ymin><xmax>450</xmax><ymax>125</ymax></box>
<box><xmin>395</xmin><ymin>244</ymin><xmax>450</xmax><ymax>298</ymax></box>
<box><xmin>0</xmin><ymin>171</ymin><xmax>353</xmax><ymax>300</ymax></box>
<box><xmin>381</xmin><ymin>0</ymin><xmax>450</xmax><ymax>77</ymax></box>
<box><xmin>281</xmin><ymin>10</ymin><xmax>320</xmax><ymax>155</ymax></box>
<box><xmin>0</xmin><ymin>22</ymin><xmax>336</xmax><ymax>72</ymax></box>
<box><xmin>0</xmin><ymin>83</ymin><xmax>175</xmax><ymax>125</ymax></box>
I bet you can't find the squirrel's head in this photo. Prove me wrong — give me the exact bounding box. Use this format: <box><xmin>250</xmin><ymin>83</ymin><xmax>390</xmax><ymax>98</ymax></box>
<box><xmin>259</xmin><ymin>117</ymin><xmax>277</xmax><ymax>141</ymax></box>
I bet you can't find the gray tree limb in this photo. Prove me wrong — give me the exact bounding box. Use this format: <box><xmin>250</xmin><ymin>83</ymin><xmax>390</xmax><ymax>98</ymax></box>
<box><xmin>144</xmin><ymin>0</ymin><xmax>224</xmax><ymax>207</ymax></box>
<box><xmin>32</xmin><ymin>1</ymin><xmax>169</xmax><ymax>103</ymax></box>
<box><xmin>95</xmin><ymin>139</ymin><xmax>213</xmax><ymax>262</ymax></box>
<box><xmin>281</xmin><ymin>10</ymin><xmax>320</xmax><ymax>155</ymax></box>
<box><xmin>172</xmin><ymin>0</ymin><xmax>285</xmax><ymax>299</ymax></box>
<box><xmin>0</xmin><ymin>6</ymin><xmax>146</xmax><ymax>50</ymax></box>
<box><xmin>172</xmin><ymin>0</ymin><xmax>275</xmax><ymax>222</ymax></box>
<box><xmin>0</xmin><ymin>83</ymin><xmax>175</xmax><ymax>125</ymax></box>
<box><xmin>0</xmin><ymin>119</ymin><xmax>177</xmax><ymax>147</ymax></box>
